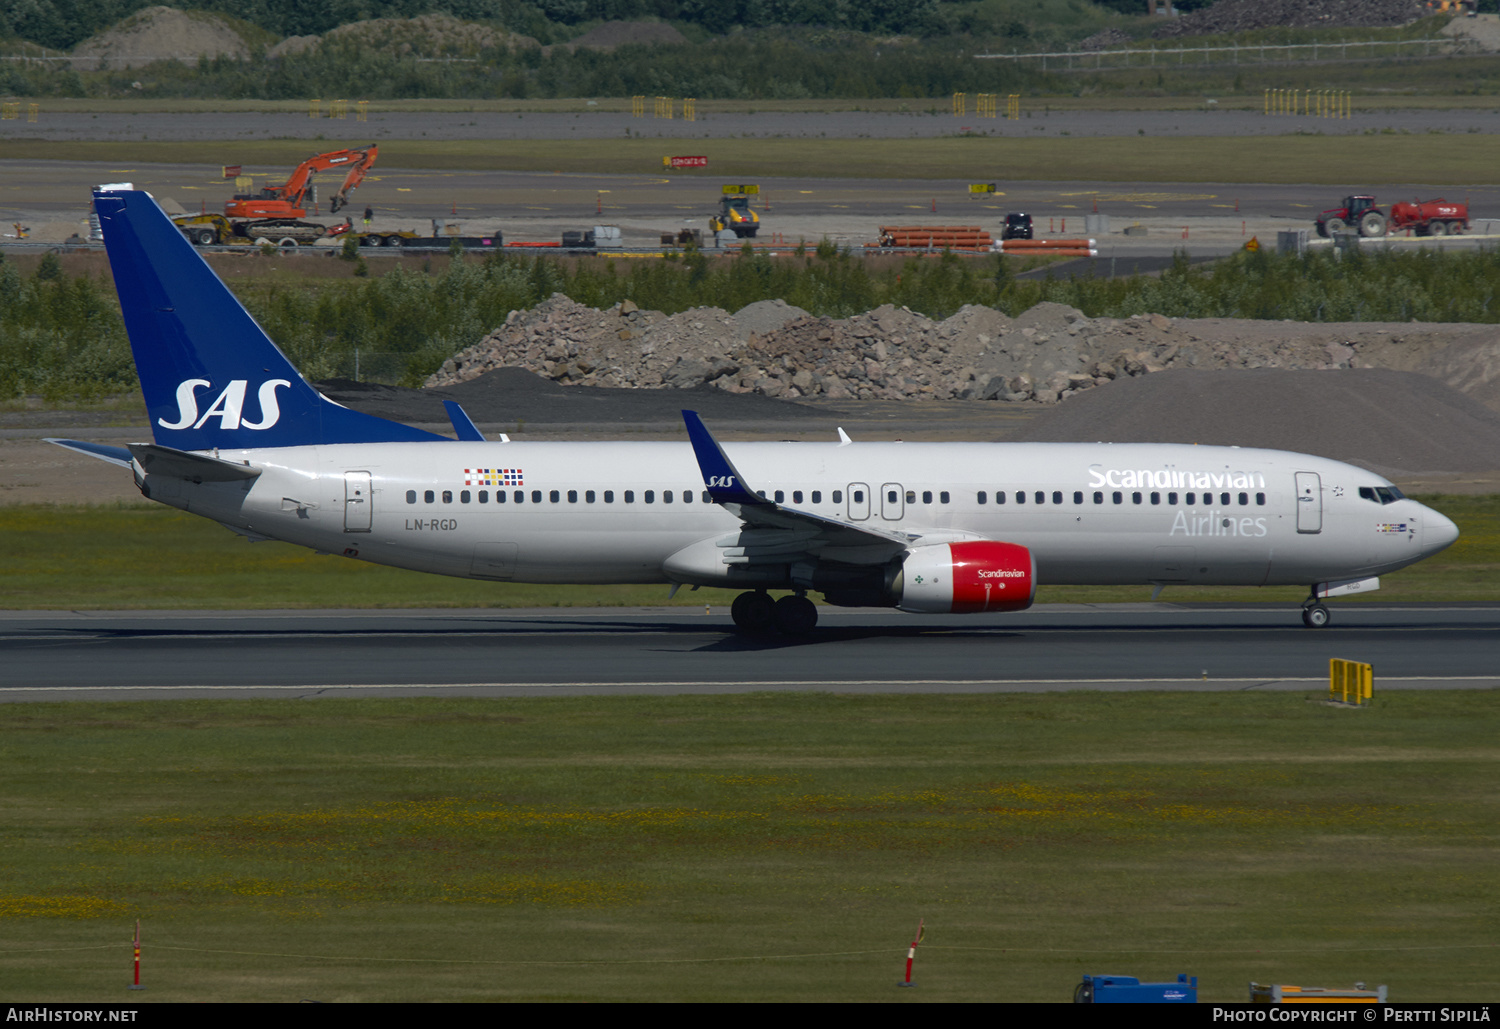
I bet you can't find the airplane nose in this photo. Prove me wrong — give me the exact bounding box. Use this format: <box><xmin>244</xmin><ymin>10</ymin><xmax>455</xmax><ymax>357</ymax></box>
<box><xmin>1423</xmin><ymin>507</ymin><xmax>1460</xmax><ymax>555</ymax></box>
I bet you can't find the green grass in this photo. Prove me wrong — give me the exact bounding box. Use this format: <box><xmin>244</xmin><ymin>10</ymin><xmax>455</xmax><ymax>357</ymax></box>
<box><xmin>8</xmin><ymin>133</ymin><xmax>1500</xmax><ymax>184</ymax></box>
<box><xmin>1</xmin><ymin>495</ymin><xmax>1495</xmax><ymax>609</ymax></box>
<box><xmin>0</xmin><ymin>692</ymin><xmax>1496</xmax><ymax>1002</ymax></box>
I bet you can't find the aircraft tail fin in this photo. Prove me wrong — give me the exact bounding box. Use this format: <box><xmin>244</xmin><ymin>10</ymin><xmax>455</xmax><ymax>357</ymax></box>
<box><xmin>93</xmin><ymin>188</ymin><xmax>444</xmax><ymax>450</ymax></box>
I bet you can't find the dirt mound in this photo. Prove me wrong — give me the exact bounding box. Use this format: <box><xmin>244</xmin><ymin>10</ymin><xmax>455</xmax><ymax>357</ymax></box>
<box><xmin>269</xmin><ymin>13</ymin><xmax>538</xmax><ymax>59</ymax></box>
<box><xmin>1153</xmin><ymin>0</ymin><xmax>1424</xmax><ymax>39</ymax></box>
<box><xmin>1012</xmin><ymin>368</ymin><xmax>1500</xmax><ymax>478</ymax></box>
<box><xmin>317</xmin><ymin>366</ymin><xmax>823</xmax><ymax>427</ymax></box>
<box><xmin>427</xmin><ymin>295</ymin><xmax>1500</xmax><ymax>412</ymax></box>
<box><xmin>71</xmin><ymin>6</ymin><xmax>249</xmax><ymax>70</ymax></box>
<box><xmin>562</xmin><ymin>20</ymin><xmax>689</xmax><ymax>51</ymax></box>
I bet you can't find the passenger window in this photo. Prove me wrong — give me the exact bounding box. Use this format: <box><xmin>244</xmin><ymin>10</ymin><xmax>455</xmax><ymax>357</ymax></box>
<box><xmin>425</xmin><ymin>490</ymin><xmax>435</xmax><ymax>504</ymax></box>
<box><xmin>586</xmin><ymin>490</ymin><xmax>596</xmax><ymax>503</ymax></box>
<box><xmin>1034</xmin><ymin>491</ymin><xmax>1045</xmax><ymax>505</ymax></box>
<box><xmin>604</xmin><ymin>491</ymin><xmax>614</xmax><ymax>503</ymax></box>
<box><xmin>1185</xmin><ymin>492</ymin><xmax>1195</xmax><ymax>506</ymax></box>
<box><xmin>479</xmin><ymin>490</ymin><xmax>489</xmax><ymax>503</ymax></box>
<box><xmin>888</xmin><ymin>490</ymin><xmax>897</xmax><ymax>503</ymax></box>
<box><xmin>812</xmin><ymin>491</ymin><xmax>822</xmax><ymax>504</ymax></box>
<box><xmin>940</xmin><ymin>491</ymin><xmax>950</xmax><ymax>504</ymax></box>
<box><xmin>566</xmin><ymin>490</ymin><xmax>576</xmax><ymax>503</ymax></box>
<box><xmin>1150</xmin><ymin>492</ymin><xmax>1160</xmax><ymax>505</ymax></box>
<box><xmin>793</xmin><ymin>491</ymin><xmax>803</xmax><ymax>504</ymax></box>
<box><xmin>548</xmin><ymin>490</ymin><xmax>559</xmax><ymax>503</ymax></box>
<box><xmin>996</xmin><ymin>491</ymin><xmax>1006</xmax><ymax>505</ymax></box>
<box><xmin>645</xmin><ymin>490</ymin><xmax>655</xmax><ymax>503</ymax></box>
<box><xmin>663</xmin><ymin>490</ymin><xmax>673</xmax><ymax>504</ymax></box>
<box><xmin>1238</xmin><ymin>492</ymin><xmax>1248</xmax><ymax>506</ymax></box>
<box><xmin>1168</xmin><ymin>492</ymin><xmax>1178</xmax><ymax>505</ymax></box>
<box><xmin>920</xmin><ymin>491</ymin><xmax>930</xmax><ymax>504</ymax></box>
<box><xmin>834</xmin><ymin>490</ymin><xmax>844</xmax><ymax>503</ymax></box>
<box><xmin>1093</xmin><ymin>491</ymin><xmax>1103</xmax><ymax>504</ymax></box>
<box><xmin>461</xmin><ymin>490</ymin><xmax>471</xmax><ymax>504</ymax></box>
<box><xmin>683</xmin><ymin>490</ymin><xmax>692</xmax><ymax>503</ymax></box>
<box><xmin>1256</xmin><ymin>492</ymin><xmax>1265</xmax><ymax>506</ymax></box>
<box><xmin>406</xmin><ymin>490</ymin><xmax>416</xmax><ymax>504</ymax></box>
<box><xmin>514</xmin><ymin>491</ymin><xmax>524</xmax><ymax>503</ymax></box>
<box><xmin>852</xmin><ymin>490</ymin><xmax>863</xmax><ymax>503</ymax></box>
<box><xmin>1051</xmin><ymin>491</ymin><xmax>1062</xmax><ymax>505</ymax></box>
<box><xmin>531</xmin><ymin>490</ymin><xmax>542</xmax><ymax>504</ymax></box>
<box><xmin>1074</xmin><ymin>491</ymin><xmax>1083</xmax><ymax>505</ymax></box>
<box><xmin>701</xmin><ymin>491</ymin><xmax>711</xmax><ymax>503</ymax></box>
<box><xmin>977</xmin><ymin>491</ymin><xmax>987</xmax><ymax>505</ymax></box>
<box><xmin>1016</xmin><ymin>491</ymin><xmax>1026</xmax><ymax>505</ymax></box>
<box><xmin>442</xmin><ymin>490</ymin><xmax>453</xmax><ymax>504</ymax></box>
<box><xmin>757</xmin><ymin>490</ymin><xmax>767</xmax><ymax>499</ymax></box>
<box><xmin>1113</xmin><ymin>491</ymin><xmax>1122</xmax><ymax>504</ymax></box>
<box><xmin>776</xmin><ymin>490</ymin><xmax>785</xmax><ymax>503</ymax></box>
<box><xmin>1132</xmin><ymin>492</ymin><xmax>1142</xmax><ymax>504</ymax></box>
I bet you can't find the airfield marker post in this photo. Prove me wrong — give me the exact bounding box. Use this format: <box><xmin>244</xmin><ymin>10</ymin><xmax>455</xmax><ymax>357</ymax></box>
<box><xmin>898</xmin><ymin>917</ymin><xmax>925</xmax><ymax>987</ymax></box>
<box><xmin>128</xmin><ymin>919</ymin><xmax>144</xmax><ymax>991</ymax></box>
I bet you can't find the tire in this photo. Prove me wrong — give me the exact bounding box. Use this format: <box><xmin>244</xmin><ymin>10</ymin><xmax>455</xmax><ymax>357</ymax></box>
<box><xmin>772</xmin><ymin>595</ymin><xmax>818</xmax><ymax>636</ymax></box>
<box><xmin>1429</xmin><ymin>220</ymin><xmax>1448</xmax><ymax>237</ymax></box>
<box><xmin>1448</xmin><ymin>221</ymin><xmax>1464</xmax><ymax>236</ymax></box>
<box><xmin>1302</xmin><ymin>604</ymin><xmax>1331</xmax><ymax>629</ymax></box>
<box><xmin>1359</xmin><ymin>212</ymin><xmax>1386</xmax><ymax>238</ymax></box>
<box><xmin>194</xmin><ymin>228</ymin><xmax>216</xmax><ymax>246</ymax></box>
<box><xmin>731</xmin><ymin>591</ymin><xmax>775</xmax><ymax>634</ymax></box>
<box><xmin>277</xmin><ymin>237</ymin><xmax>298</xmax><ymax>248</ymax></box>
<box><xmin>1323</xmin><ymin>217</ymin><xmax>1347</xmax><ymax>236</ymax></box>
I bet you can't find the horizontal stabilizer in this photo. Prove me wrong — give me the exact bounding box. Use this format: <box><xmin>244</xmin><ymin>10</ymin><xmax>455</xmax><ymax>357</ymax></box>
<box><xmin>44</xmin><ymin>439</ymin><xmax>133</xmax><ymax>468</ymax></box>
<box><xmin>127</xmin><ymin>443</ymin><xmax>261</xmax><ymax>482</ymax></box>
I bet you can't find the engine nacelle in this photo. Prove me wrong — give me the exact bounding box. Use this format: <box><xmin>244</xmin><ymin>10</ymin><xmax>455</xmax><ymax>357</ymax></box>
<box><xmin>894</xmin><ymin>541</ymin><xmax>1035</xmax><ymax>614</ymax></box>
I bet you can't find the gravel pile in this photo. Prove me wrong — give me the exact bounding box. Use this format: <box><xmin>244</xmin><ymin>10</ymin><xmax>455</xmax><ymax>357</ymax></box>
<box><xmin>1013</xmin><ymin>368</ymin><xmax>1500</xmax><ymax>478</ymax></box>
<box><xmin>430</xmin><ymin>295</ymin><xmax>1500</xmax><ymax>409</ymax></box>
<box><xmin>1152</xmin><ymin>0</ymin><xmax>1425</xmax><ymax>39</ymax></box>
<box><xmin>71</xmin><ymin>5</ymin><xmax>248</xmax><ymax>70</ymax></box>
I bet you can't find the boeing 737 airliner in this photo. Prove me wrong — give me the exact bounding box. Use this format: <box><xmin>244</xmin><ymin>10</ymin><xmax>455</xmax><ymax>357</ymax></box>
<box><xmin>49</xmin><ymin>189</ymin><xmax>1459</xmax><ymax>633</ymax></box>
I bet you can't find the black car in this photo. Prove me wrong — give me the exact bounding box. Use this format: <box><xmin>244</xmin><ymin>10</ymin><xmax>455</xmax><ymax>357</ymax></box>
<box><xmin>1002</xmin><ymin>212</ymin><xmax>1033</xmax><ymax>240</ymax></box>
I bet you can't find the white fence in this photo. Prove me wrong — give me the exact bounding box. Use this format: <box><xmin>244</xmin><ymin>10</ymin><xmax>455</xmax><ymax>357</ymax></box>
<box><xmin>975</xmin><ymin>38</ymin><xmax>1458</xmax><ymax>72</ymax></box>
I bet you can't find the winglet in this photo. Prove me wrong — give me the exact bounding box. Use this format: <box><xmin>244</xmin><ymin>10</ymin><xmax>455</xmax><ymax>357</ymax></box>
<box><xmin>443</xmin><ymin>400</ymin><xmax>486</xmax><ymax>441</ymax></box>
<box><xmin>681</xmin><ymin>410</ymin><xmax>770</xmax><ymax>507</ymax></box>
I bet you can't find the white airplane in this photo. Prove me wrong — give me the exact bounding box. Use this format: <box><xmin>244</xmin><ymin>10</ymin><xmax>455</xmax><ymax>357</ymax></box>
<box><xmin>50</xmin><ymin>188</ymin><xmax>1459</xmax><ymax>633</ymax></box>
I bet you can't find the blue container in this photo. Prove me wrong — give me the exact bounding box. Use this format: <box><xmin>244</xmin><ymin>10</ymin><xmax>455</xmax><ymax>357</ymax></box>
<box><xmin>1074</xmin><ymin>974</ymin><xmax>1197</xmax><ymax>1003</ymax></box>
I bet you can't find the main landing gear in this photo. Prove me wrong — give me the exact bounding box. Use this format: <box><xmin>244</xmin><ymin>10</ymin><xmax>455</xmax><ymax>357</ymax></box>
<box><xmin>1302</xmin><ymin>593</ymin><xmax>1331</xmax><ymax>629</ymax></box>
<box><xmin>730</xmin><ymin>590</ymin><xmax>818</xmax><ymax>636</ymax></box>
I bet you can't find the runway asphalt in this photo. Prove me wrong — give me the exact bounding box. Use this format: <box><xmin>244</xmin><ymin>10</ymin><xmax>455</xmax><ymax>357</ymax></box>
<box><xmin>5</xmin><ymin>604</ymin><xmax>1497</xmax><ymax>701</ymax></box>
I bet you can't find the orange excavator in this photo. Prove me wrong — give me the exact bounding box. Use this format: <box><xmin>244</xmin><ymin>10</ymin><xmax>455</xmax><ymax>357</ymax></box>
<box><xmin>175</xmin><ymin>144</ymin><xmax>377</xmax><ymax>246</ymax></box>
<box><xmin>226</xmin><ymin>144</ymin><xmax>377</xmax><ymax>221</ymax></box>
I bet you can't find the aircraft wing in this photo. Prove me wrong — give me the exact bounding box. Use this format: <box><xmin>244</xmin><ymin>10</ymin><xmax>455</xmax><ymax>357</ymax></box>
<box><xmin>682</xmin><ymin>410</ymin><xmax>920</xmax><ymax>566</ymax></box>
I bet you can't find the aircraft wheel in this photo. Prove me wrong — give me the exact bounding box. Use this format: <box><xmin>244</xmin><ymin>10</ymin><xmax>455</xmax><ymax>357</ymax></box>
<box><xmin>731</xmin><ymin>591</ymin><xmax>775</xmax><ymax>634</ymax></box>
<box><xmin>1302</xmin><ymin>603</ymin><xmax>1331</xmax><ymax>629</ymax></box>
<box><xmin>772</xmin><ymin>595</ymin><xmax>818</xmax><ymax>635</ymax></box>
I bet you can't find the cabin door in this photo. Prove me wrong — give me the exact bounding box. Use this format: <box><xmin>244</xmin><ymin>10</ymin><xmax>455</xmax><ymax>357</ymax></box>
<box><xmin>1295</xmin><ymin>472</ymin><xmax>1322</xmax><ymax>534</ymax></box>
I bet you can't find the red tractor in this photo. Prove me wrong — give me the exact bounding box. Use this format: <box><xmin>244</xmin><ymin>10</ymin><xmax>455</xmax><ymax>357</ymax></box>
<box><xmin>1315</xmin><ymin>195</ymin><xmax>1469</xmax><ymax>238</ymax></box>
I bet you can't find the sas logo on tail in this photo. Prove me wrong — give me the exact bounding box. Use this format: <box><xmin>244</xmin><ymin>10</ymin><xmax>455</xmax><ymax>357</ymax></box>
<box><xmin>158</xmin><ymin>379</ymin><xmax>291</xmax><ymax>431</ymax></box>
<box><xmin>707</xmin><ymin>475</ymin><xmax>737</xmax><ymax>489</ymax></box>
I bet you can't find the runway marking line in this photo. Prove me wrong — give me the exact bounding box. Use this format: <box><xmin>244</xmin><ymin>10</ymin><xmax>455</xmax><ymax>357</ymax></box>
<box><xmin>3</xmin><ymin>676</ymin><xmax>1497</xmax><ymax>693</ymax></box>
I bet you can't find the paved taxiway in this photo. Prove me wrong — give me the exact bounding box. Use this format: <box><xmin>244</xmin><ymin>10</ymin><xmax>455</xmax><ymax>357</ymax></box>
<box><xmin>4</xmin><ymin>605</ymin><xmax>1496</xmax><ymax>701</ymax></box>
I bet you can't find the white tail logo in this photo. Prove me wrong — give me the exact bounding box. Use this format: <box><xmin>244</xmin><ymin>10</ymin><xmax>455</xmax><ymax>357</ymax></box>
<box><xmin>158</xmin><ymin>379</ymin><xmax>291</xmax><ymax>431</ymax></box>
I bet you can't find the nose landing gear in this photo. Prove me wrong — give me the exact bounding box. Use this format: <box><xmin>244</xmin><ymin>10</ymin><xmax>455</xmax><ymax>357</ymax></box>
<box><xmin>1302</xmin><ymin>594</ymin><xmax>1331</xmax><ymax>628</ymax></box>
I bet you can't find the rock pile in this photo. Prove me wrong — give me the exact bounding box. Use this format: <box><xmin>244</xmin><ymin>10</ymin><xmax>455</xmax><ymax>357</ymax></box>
<box><xmin>428</xmin><ymin>295</ymin><xmax>1474</xmax><ymax>406</ymax></box>
<box><xmin>1152</xmin><ymin>0</ymin><xmax>1425</xmax><ymax>39</ymax></box>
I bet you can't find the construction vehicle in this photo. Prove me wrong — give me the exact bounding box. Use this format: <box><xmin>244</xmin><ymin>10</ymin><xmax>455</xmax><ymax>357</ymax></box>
<box><xmin>710</xmin><ymin>192</ymin><xmax>759</xmax><ymax>238</ymax></box>
<box><xmin>1315</xmin><ymin>195</ymin><xmax>1470</xmax><ymax>239</ymax></box>
<box><xmin>174</xmin><ymin>145</ymin><xmax>377</xmax><ymax>246</ymax></box>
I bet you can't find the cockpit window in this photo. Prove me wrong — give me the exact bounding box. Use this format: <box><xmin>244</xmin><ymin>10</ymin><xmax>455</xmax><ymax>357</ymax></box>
<box><xmin>1359</xmin><ymin>486</ymin><xmax>1405</xmax><ymax>505</ymax></box>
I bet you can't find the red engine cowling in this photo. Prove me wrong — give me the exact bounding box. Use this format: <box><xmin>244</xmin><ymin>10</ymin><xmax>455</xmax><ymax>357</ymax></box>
<box><xmin>895</xmin><ymin>541</ymin><xmax>1036</xmax><ymax>614</ymax></box>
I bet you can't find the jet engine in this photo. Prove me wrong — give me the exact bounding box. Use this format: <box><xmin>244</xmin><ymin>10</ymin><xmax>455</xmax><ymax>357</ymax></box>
<box><xmin>893</xmin><ymin>541</ymin><xmax>1035</xmax><ymax>614</ymax></box>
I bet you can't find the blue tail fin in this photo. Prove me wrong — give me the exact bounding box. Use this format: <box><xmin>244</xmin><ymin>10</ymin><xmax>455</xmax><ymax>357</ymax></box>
<box><xmin>94</xmin><ymin>188</ymin><xmax>444</xmax><ymax>449</ymax></box>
